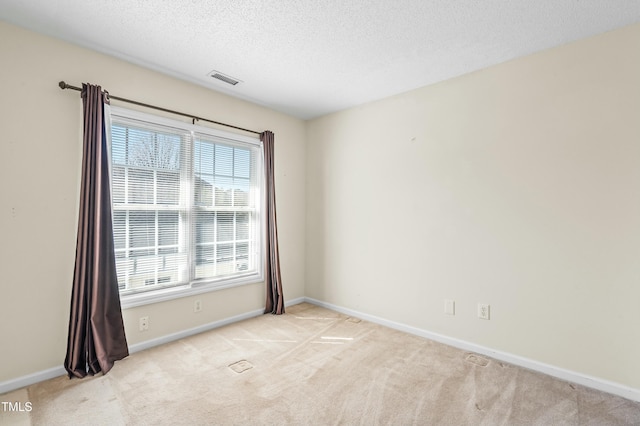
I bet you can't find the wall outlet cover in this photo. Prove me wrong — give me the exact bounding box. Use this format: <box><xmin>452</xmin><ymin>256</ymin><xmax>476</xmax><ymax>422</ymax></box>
<box><xmin>478</xmin><ymin>304</ymin><xmax>490</xmax><ymax>320</ymax></box>
<box><xmin>444</xmin><ymin>299</ymin><xmax>455</xmax><ymax>315</ymax></box>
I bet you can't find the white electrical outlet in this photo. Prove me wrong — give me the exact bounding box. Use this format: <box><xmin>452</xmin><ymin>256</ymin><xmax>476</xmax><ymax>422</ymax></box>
<box><xmin>139</xmin><ymin>316</ymin><xmax>149</xmax><ymax>331</ymax></box>
<box><xmin>444</xmin><ymin>299</ymin><xmax>455</xmax><ymax>315</ymax></box>
<box><xmin>477</xmin><ymin>304</ymin><xmax>490</xmax><ymax>320</ymax></box>
<box><xmin>194</xmin><ymin>299</ymin><xmax>202</xmax><ymax>313</ymax></box>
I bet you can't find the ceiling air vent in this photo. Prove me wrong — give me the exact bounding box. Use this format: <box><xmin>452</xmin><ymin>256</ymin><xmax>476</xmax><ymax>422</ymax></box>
<box><xmin>207</xmin><ymin>70</ymin><xmax>242</xmax><ymax>86</ymax></box>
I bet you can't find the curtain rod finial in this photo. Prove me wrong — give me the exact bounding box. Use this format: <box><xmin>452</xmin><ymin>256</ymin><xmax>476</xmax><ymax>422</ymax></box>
<box><xmin>59</xmin><ymin>81</ymin><xmax>67</xmax><ymax>90</ymax></box>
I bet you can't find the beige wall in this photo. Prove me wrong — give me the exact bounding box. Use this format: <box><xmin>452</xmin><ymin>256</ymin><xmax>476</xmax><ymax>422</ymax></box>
<box><xmin>306</xmin><ymin>23</ymin><xmax>640</xmax><ymax>389</ymax></box>
<box><xmin>0</xmin><ymin>21</ymin><xmax>306</xmax><ymax>383</ymax></box>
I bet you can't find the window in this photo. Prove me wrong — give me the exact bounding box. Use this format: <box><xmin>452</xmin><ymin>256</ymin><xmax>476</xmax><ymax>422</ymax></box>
<box><xmin>109</xmin><ymin>106</ymin><xmax>263</xmax><ymax>307</ymax></box>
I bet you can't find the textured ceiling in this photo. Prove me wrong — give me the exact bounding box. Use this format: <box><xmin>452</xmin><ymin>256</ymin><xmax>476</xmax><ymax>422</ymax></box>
<box><xmin>1</xmin><ymin>1</ymin><xmax>639</xmax><ymax>119</ymax></box>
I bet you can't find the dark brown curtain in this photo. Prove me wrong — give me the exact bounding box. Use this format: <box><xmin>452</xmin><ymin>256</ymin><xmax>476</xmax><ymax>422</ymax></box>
<box><xmin>64</xmin><ymin>83</ymin><xmax>129</xmax><ymax>378</ymax></box>
<box><xmin>262</xmin><ymin>131</ymin><xmax>284</xmax><ymax>315</ymax></box>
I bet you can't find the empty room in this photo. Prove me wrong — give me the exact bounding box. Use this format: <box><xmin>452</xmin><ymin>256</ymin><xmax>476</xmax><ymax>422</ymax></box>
<box><xmin>1</xmin><ymin>1</ymin><xmax>639</xmax><ymax>424</ymax></box>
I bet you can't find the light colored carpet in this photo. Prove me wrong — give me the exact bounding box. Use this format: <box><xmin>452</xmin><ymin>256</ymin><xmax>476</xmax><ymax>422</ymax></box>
<box><xmin>2</xmin><ymin>302</ymin><xmax>639</xmax><ymax>425</ymax></box>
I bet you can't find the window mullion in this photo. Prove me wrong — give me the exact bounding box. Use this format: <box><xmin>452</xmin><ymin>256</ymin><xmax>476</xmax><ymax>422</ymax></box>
<box><xmin>124</xmin><ymin>165</ymin><xmax>130</xmax><ymax>291</ymax></box>
<box><xmin>233</xmin><ymin>211</ymin><xmax>237</xmax><ymax>272</ymax></box>
<box><xmin>213</xmin><ymin>210</ymin><xmax>218</xmax><ymax>277</ymax></box>
<box><xmin>212</xmin><ymin>141</ymin><xmax>217</xmax><ymax>278</ymax></box>
<box><xmin>184</xmin><ymin>131</ymin><xmax>194</xmax><ymax>284</ymax></box>
<box><xmin>125</xmin><ymin>209</ymin><xmax>130</xmax><ymax>290</ymax></box>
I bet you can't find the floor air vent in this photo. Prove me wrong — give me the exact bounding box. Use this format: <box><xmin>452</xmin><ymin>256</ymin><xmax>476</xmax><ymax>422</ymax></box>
<box><xmin>465</xmin><ymin>353</ymin><xmax>490</xmax><ymax>367</ymax></box>
<box><xmin>228</xmin><ymin>360</ymin><xmax>253</xmax><ymax>373</ymax></box>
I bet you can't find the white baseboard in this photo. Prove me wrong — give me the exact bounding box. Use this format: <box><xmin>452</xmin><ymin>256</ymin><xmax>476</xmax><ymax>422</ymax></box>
<box><xmin>284</xmin><ymin>296</ymin><xmax>306</xmax><ymax>307</ymax></box>
<box><xmin>0</xmin><ymin>366</ymin><xmax>67</xmax><ymax>395</ymax></box>
<box><xmin>0</xmin><ymin>299</ymin><xmax>303</xmax><ymax>395</ymax></box>
<box><xmin>304</xmin><ymin>297</ymin><xmax>640</xmax><ymax>403</ymax></box>
<box><xmin>6</xmin><ymin>296</ymin><xmax>635</xmax><ymax>402</ymax></box>
<box><xmin>128</xmin><ymin>307</ymin><xmax>265</xmax><ymax>354</ymax></box>
<box><xmin>129</xmin><ymin>297</ymin><xmax>304</xmax><ymax>354</ymax></box>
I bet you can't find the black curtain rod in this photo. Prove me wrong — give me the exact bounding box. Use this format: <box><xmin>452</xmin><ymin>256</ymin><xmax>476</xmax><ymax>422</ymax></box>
<box><xmin>58</xmin><ymin>81</ymin><xmax>261</xmax><ymax>135</ymax></box>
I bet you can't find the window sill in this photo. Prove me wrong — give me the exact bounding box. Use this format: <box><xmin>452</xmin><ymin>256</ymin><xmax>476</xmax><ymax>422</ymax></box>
<box><xmin>120</xmin><ymin>274</ymin><xmax>263</xmax><ymax>309</ymax></box>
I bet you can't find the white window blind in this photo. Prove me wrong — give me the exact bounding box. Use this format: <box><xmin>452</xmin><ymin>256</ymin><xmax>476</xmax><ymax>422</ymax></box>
<box><xmin>109</xmin><ymin>107</ymin><xmax>263</xmax><ymax>301</ymax></box>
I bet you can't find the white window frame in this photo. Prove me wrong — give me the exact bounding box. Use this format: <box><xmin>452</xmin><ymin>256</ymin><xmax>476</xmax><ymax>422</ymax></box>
<box><xmin>109</xmin><ymin>106</ymin><xmax>265</xmax><ymax>309</ymax></box>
